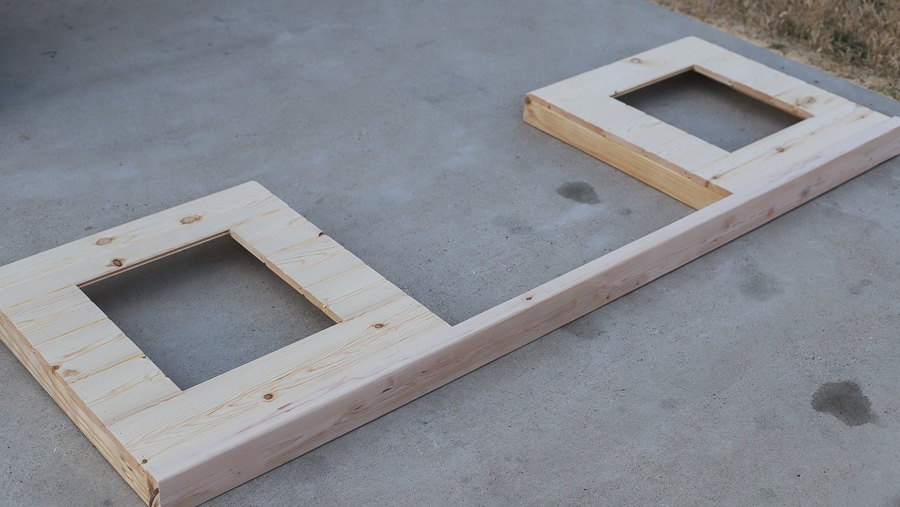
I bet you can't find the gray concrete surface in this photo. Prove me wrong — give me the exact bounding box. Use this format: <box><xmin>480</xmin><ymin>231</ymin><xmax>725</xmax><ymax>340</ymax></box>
<box><xmin>1</xmin><ymin>1</ymin><xmax>898</xmax><ymax>505</ymax></box>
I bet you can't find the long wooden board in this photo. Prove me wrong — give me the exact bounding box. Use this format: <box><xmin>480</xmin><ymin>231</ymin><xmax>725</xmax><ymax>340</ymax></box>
<box><xmin>1</xmin><ymin>37</ymin><xmax>899</xmax><ymax>506</ymax></box>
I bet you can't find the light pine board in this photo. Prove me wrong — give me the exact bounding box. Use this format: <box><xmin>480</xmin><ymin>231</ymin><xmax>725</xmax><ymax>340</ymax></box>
<box><xmin>0</xmin><ymin>182</ymin><xmax>450</xmax><ymax>506</ymax></box>
<box><xmin>2</xmin><ymin>37</ymin><xmax>900</xmax><ymax>507</ymax></box>
<box><xmin>524</xmin><ymin>36</ymin><xmax>895</xmax><ymax>209</ymax></box>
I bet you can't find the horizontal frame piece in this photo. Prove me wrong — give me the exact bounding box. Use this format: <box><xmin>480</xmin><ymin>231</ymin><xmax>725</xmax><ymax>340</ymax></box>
<box><xmin>524</xmin><ymin>36</ymin><xmax>894</xmax><ymax>209</ymax></box>
<box><xmin>2</xmin><ymin>38</ymin><xmax>900</xmax><ymax>506</ymax></box>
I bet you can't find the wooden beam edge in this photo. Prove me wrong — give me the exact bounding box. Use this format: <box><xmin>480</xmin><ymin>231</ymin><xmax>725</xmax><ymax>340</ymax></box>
<box><xmin>524</xmin><ymin>95</ymin><xmax>728</xmax><ymax>209</ymax></box>
<box><xmin>0</xmin><ymin>181</ymin><xmax>274</xmax><ymax>309</ymax></box>
<box><xmin>0</xmin><ymin>303</ymin><xmax>156</xmax><ymax>504</ymax></box>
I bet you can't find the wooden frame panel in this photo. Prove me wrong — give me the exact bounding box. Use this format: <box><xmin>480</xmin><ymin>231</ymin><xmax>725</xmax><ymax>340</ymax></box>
<box><xmin>0</xmin><ymin>182</ymin><xmax>450</xmax><ymax>506</ymax></box>
<box><xmin>1</xmin><ymin>38</ymin><xmax>899</xmax><ymax>506</ymax></box>
<box><xmin>524</xmin><ymin>36</ymin><xmax>894</xmax><ymax>209</ymax></box>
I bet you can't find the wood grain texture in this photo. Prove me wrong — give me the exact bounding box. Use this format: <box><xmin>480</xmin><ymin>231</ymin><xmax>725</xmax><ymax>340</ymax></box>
<box><xmin>692</xmin><ymin>50</ymin><xmax>810</xmax><ymax>115</ymax></box>
<box><xmin>714</xmin><ymin>109</ymin><xmax>889</xmax><ymax>190</ymax></box>
<box><xmin>154</xmin><ymin>115</ymin><xmax>900</xmax><ymax>506</ymax></box>
<box><xmin>6</xmin><ymin>287</ymin><xmax>182</xmax><ymax>425</ymax></box>
<box><xmin>231</xmin><ymin>213</ymin><xmax>409</xmax><ymax>323</ymax></box>
<box><xmin>0</xmin><ymin>180</ymin><xmax>449</xmax><ymax>505</ymax></box>
<box><xmin>0</xmin><ymin>182</ymin><xmax>279</xmax><ymax>309</ymax></box>
<box><xmin>114</xmin><ymin>296</ymin><xmax>450</xmax><ymax>506</ymax></box>
<box><xmin>529</xmin><ymin>36</ymin><xmax>727</xmax><ymax>102</ymax></box>
<box><xmin>525</xmin><ymin>36</ymin><xmax>897</xmax><ymax>204</ymax></box>
<box><xmin>524</xmin><ymin>95</ymin><xmax>729</xmax><ymax>209</ymax></box>
<box><xmin>0</xmin><ymin>182</ymin><xmax>286</xmax><ymax>503</ymax></box>
<box><xmin>0</xmin><ymin>288</ymin><xmax>157</xmax><ymax>504</ymax></box>
<box><xmin>132</xmin><ymin>115</ymin><xmax>899</xmax><ymax>505</ymax></box>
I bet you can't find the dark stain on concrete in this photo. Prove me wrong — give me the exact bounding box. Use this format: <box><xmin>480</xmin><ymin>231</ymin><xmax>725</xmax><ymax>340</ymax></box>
<box><xmin>849</xmin><ymin>278</ymin><xmax>873</xmax><ymax>295</ymax></box>
<box><xmin>492</xmin><ymin>215</ymin><xmax>533</xmax><ymax>236</ymax></box>
<box><xmin>737</xmin><ymin>261</ymin><xmax>781</xmax><ymax>301</ymax></box>
<box><xmin>564</xmin><ymin>317</ymin><xmax>603</xmax><ymax>340</ymax></box>
<box><xmin>556</xmin><ymin>181</ymin><xmax>600</xmax><ymax>204</ymax></box>
<box><xmin>811</xmin><ymin>381</ymin><xmax>873</xmax><ymax>426</ymax></box>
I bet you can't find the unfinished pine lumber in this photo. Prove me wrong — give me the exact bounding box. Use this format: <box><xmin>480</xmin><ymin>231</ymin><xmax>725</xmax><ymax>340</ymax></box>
<box><xmin>1</xmin><ymin>37</ymin><xmax>899</xmax><ymax>506</ymax></box>
<box><xmin>524</xmin><ymin>36</ymin><xmax>895</xmax><ymax>209</ymax></box>
<box><xmin>0</xmin><ymin>183</ymin><xmax>450</xmax><ymax>506</ymax></box>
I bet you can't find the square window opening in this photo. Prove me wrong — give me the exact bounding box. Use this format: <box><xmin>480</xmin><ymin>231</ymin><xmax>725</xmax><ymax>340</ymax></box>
<box><xmin>616</xmin><ymin>70</ymin><xmax>803</xmax><ymax>152</ymax></box>
<box><xmin>80</xmin><ymin>234</ymin><xmax>335</xmax><ymax>390</ymax></box>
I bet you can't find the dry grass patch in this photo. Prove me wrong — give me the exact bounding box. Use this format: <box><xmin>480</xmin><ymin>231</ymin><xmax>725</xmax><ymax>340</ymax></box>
<box><xmin>653</xmin><ymin>0</ymin><xmax>900</xmax><ymax>99</ymax></box>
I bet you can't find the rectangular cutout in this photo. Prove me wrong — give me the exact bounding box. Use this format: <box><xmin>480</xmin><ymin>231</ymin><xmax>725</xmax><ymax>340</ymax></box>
<box><xmin>81</xmin><ymin>235</ymin><xmax>336</xmax><ymax>389</ymax></box>
<box><xmin>616</xmin><ymin>70</ymin><xmax>802</xmax><ymax>152</ymax></box>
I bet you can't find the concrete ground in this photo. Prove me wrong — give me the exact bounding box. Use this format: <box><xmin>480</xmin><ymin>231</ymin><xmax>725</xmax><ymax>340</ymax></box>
<box><xmin>1</xmin><ymin>1</ymin><xmax>898</xmax><ymax>505</ymax></box>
